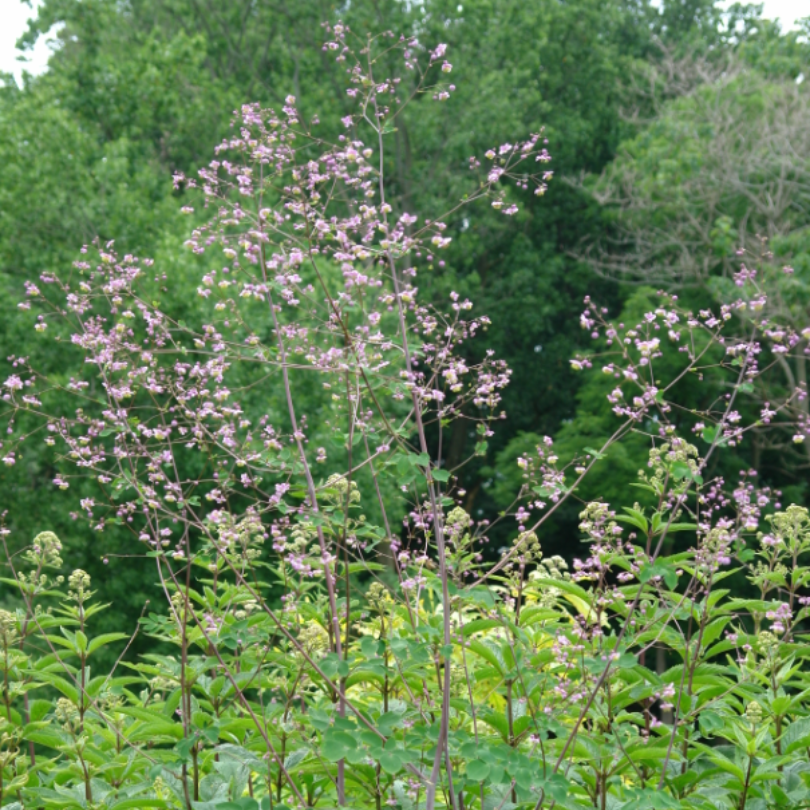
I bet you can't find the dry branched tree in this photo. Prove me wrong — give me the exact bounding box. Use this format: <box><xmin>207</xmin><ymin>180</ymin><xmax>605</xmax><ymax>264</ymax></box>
<box><xmin>578</xmin><ymin>52</ymin><xmax>810</xmax><ymax>286</ymax></box>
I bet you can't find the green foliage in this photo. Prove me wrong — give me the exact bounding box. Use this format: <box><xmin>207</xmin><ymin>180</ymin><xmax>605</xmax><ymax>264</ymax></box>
<box><xmin>4</xmin><ymin>488</ymin><xmax>810</xmax><ymax>808</ymax></box>
<box><xmin>490</xmin><ymin>288</ymin><xmax>722</xmax><ymax>539</ymax></box>
<box><xmin>1</xmin><ymin>0</ymin><xmax>807</xmax><ymax>676</ymax></box>
<box><xmin>1</xmin><ymin>0</ymin><xmax>758</xmax><ymax>583</ymax></box>
<box><xmin>0</xmin><ymin>5</ymin><xmax>808</xmax><ymax>805</ymax></box>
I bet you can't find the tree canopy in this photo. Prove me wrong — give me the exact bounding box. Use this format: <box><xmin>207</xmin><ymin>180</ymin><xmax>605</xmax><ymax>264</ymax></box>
<box><xmin>1</xmin><ymin>0</ymin><xmax>808</xmax><ymax>634</ymax></box>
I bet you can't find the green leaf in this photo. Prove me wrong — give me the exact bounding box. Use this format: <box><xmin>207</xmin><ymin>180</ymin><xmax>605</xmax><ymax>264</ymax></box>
<box><xmin>87</xmin><ymin>632</ymin><xmax>129</xmax><ymax>655</ymax></box>
<box><xmin>698</xmin><ymin>710</ymin><xmax>724</xmax><ymax>737</ymax></box>
<box><xmin>466</xmin><ymin>760</ymin><xmax>491</xmax><ymax>781</ymax></box>
<box><xmin>22</xmin><ymin>727</ymin><xmax>65</xmax><ymax>748</ymax></box>
<box><xmin>207</xmin><ymin>800</ymin><xmax>259</xmax><ymax>810</ymax></box>
<box><xmin>322</xmin><ymin>730</ymin><xmax>357</xmax><ymax>762</ymax></box>
<box><xmin>460</xmin><ymin>618</ymin><xmax>504</xmax><ymax>637</ymax></box>
<box><xmin>639</xmin><ymin>562</ymin><xmax>679</xmax><ymax>590</ymax></box>
<box><xmin>671</xmin><ymin>460</ymin><xmax>702</xmax><ymax>483</ymax></box>
<box><xmin>379</xmin><ymin>751</ymin><xmax>403</xmax><ymax>774</ymax></box>
<box><xmin>618</xmin><ymin>507</ymin><xmax>648</xmax><ymax>533</ymax></box>
<box><xmin>783</xmin><ymin>717</ymin><xmax>810</xmax><ymax>753</ymax></box>
<box><xmin>480</xmin><ymin>711</ymin><xmax>509</xmax><ymax>738</ymax></box>
<box><xmin>377</xmin><ymin>711</ymin><xmax>405</xmax><ymax>735</ymax></box>
<box><xmin>28</xmin><ymin>699</ymin><xmax>52</xmax><ymax>723</ymax></box>
<box><xmin>359</xmin><ymin>636</ymin><xmax>384</xmax><ymax>657</ymax></box>
<box><xmin>702</xmin><ymin>425</ymin><xmax>721</xmax><ymax>444</ymax></box>
<box><xmin>538</xmin><ymin>774</ymin><xmax>569</xmax><ymax>803</ymax></box>
<box><xmin>34</xmin><ymin>672</ymin><xmax>79</xmax><ymax>703</ymax></box>
<box><xmin>666</xmin><ymin>523</ymin><xmax>697</xmax><ymax>534</ymax></box>
<box><xmin>467</xmin><ymin>640</ymin><xmax>504</xmax><ymax>674</ymax></box>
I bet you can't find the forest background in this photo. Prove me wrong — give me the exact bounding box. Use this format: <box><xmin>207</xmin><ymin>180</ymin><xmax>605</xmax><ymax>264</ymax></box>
<box><xmin>1</xmin><ymin>0</ymin><xmax>809</xmax><ymax>659</ymax></box>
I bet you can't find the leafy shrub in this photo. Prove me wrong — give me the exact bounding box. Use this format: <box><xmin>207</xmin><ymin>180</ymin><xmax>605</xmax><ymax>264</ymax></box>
<box><xmin>1</xmin><ymin>23</ymin><xmax>809</xmax><ymax>810</ymax></box>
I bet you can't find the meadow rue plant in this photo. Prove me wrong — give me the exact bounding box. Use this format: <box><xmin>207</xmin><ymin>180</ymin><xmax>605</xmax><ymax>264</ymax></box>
<box><xmin>1</xmin><ymin>22</ymin><xmax>810</xmax><ymax>810</ymax></box>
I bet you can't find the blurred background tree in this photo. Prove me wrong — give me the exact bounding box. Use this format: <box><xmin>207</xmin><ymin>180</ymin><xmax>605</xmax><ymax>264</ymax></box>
<box><xmin>1</xmin><ymin>0</ymin><xmax>808</xmax><ymax>644</ymax></box>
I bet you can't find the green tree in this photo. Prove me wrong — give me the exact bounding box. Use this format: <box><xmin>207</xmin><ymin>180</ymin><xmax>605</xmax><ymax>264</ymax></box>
<box><xmin>2</xmin><ymin>0</ymin><xmax>802</xmax><ymax>628</ymax></box>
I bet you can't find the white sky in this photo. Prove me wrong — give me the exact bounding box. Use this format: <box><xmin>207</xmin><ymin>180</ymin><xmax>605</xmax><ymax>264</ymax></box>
<box><xmin>1</xmin><ymin>0</ymin><xmax>51</xmax><ymax>83</ymax></box>
<box><xmin>0</xmin><ymin>0</ymin><xmax>808</xmax><ymax>85</ymax></box>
